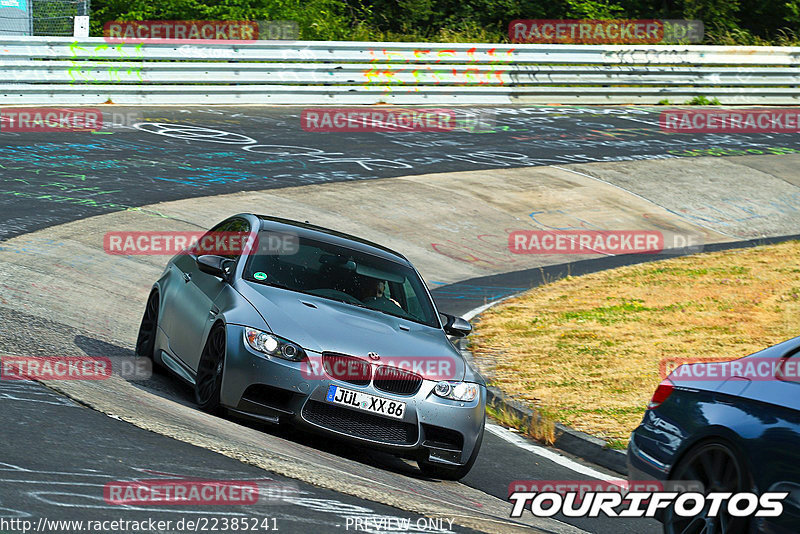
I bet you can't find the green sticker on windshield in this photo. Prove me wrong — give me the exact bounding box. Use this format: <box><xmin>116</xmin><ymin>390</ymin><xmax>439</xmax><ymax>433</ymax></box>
<box><xmin>253</xmin><ymin>272</ymin><xmax>267</xmax><ymax>280</ymax></box>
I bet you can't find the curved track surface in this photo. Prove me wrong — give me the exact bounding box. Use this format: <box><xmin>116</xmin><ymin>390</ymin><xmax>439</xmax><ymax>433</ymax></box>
<box><xmin>5</xmin><ymin>105</ymin><xmax>800</xmax><ymax>240</ymax></box>
<box><xmin>3</xmin><ymin>106</ymin><xmax>800</xmax><ymax>534</ymax></box>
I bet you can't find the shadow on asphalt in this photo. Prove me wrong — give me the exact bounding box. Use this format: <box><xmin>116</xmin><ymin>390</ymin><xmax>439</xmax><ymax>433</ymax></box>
<box><xmin>73</xmin><ymin>333</ymin><xmax>440</xmax><ymax>483</ymax></box>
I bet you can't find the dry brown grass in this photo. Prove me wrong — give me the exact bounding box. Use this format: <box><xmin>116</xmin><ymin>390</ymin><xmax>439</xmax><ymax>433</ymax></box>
<box><xmin>470</xmin><ymin>241</ymin><xmax>800</xmax><ymax>448</ymax></box>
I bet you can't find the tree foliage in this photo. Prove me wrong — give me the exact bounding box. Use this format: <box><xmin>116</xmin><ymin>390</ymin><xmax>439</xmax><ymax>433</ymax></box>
<box><xmin>89</xmin><ymin>0</ymin><xmax>800</xmax><ymax>44</ymax></box>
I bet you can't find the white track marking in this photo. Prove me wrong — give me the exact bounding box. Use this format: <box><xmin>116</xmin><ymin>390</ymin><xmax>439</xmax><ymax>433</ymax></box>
<box><xmin>486</xmin><ymin>424</ymin><xmax>621</xmax><ymax>482</ymax></box>
<box><xmin>463</xmin><ymin>298</ymin><xmax>621</xmax><ymax>482</ymax></box>
<box><xmin>462</xmin><ymin>298</ymin><xmax>514</xmax><ymax>321</ymax></box>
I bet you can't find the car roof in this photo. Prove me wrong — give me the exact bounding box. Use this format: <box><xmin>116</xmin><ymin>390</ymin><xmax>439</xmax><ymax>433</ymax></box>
<box><xmin>253</xmin><ymin>214</ymin><xmax>411</xmax><ymax>265</ymax></box>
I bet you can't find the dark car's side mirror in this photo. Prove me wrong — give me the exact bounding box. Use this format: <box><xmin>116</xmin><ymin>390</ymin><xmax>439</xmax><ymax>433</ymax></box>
<box><xmin>441</xmin><ymin>313</ymin><xmax>472</xmax><ymax>338</ymax></box>
<box><xmin>197</xmin><ymin>255</ymin><xmax>233</xmax><ymax>281</ymax></box>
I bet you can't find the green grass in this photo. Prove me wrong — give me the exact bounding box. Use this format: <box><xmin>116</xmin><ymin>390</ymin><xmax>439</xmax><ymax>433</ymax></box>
<box><xmin>470</xmin><ymin>241</ymin><xmax>800</xmax><ymax>447</ymax></box>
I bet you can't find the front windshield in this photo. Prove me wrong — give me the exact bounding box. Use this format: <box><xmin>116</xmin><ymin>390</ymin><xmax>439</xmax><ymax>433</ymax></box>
<box><xmin>243</xmin><ymin>231</ymin><xmax>439</xmax><ymax>328</ymax></box>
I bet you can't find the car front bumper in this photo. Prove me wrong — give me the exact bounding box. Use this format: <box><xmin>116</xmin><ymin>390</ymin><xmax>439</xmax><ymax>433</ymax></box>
<box><xmin>221</xmin><ymin>324</ymin><xmax>486</xmax><ymax>466</ymax></box>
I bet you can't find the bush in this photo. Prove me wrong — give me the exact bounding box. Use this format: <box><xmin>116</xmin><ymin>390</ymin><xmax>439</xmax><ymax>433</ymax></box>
<box><xmin>89</xmin><ymin>0</ymin><xmax>800</xmax><ymax>45</ymax></box>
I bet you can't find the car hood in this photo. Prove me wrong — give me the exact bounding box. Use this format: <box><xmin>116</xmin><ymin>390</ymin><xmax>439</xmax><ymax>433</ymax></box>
<box><xmin>236</xmin><ymin>281</ymin><xmax>465</xmax><ymax>381</ymax></box>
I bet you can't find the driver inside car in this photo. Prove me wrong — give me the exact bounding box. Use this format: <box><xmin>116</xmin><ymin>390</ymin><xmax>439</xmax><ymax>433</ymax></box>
<box><xmin>356</xmin><ymin>277</ymin><xmax>403</xmax><ymax>311</ymax></box>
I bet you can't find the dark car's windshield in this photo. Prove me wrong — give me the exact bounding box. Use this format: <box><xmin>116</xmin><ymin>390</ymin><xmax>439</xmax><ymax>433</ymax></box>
<box><xmin>242</xmin><ymin>231</ymin><xmax>439</xmax><ymax>328</ymax></box>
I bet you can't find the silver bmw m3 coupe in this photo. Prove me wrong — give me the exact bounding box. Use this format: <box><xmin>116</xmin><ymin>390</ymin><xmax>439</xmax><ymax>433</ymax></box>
<box><xmin>135</xmin><ymin>214</ymin><xmax>486</xmax><ymax>479</ymax></box>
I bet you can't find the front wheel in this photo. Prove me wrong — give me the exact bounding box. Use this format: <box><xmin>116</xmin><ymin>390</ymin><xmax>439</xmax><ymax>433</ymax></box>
<box><xmin>418</xmin><ymin>425</ymin><xmax>484</xmax><ymax>481</ymax></box>
<box><xmin>195</xmin><ymin>325</ymin><xmax>226</xmax><ymax>413</ymax></box>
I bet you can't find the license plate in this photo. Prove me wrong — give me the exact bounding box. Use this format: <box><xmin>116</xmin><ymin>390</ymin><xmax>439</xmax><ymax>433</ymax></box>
<box><xmin>325</xmin><ymin>385</ymin><xmax>406</xmax><ymax>419</ymax></box>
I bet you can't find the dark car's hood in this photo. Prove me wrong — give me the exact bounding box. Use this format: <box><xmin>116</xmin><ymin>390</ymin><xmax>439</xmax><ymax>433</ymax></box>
<box><xmin>236</xmin><ymin>281</ymin><xmax>465</xmax><ymax>381</ymax></box>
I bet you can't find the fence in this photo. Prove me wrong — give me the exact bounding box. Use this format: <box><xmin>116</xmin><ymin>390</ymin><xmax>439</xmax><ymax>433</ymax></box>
<box><xmin>0</xmin><ymin>0</ymin><xmax>89</xmax><ymax>37</ymax></box>
<box><xmin>1</xmin><ymin>36</ymin><xmax>799</xmax><ymax>105</ymax></box>
<box><xmin>32</xmin><ymin>0</ymin><xmax>89</xmax><ymax>36</ymax></box>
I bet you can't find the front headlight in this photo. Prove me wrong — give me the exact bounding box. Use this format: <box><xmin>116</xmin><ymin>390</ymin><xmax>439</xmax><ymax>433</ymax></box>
<box><xmin>244</xmin><ymin>327</ymin><xmax>305</xmax><ymax>362</ymax></box>
<box><xmin>433</xmin><ymin>381</ymin><xmax>479</xmax><ymax>402</ymax></box>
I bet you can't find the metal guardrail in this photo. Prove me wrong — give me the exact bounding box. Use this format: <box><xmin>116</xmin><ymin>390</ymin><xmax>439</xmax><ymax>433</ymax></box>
<box><xmin>1</xmin><ymin>36</ymin><xmax>799</xmax><ymax>104</ymax></box>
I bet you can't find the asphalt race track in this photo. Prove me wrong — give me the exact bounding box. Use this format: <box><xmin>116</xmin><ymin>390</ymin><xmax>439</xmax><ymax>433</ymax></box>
<box><xmin>0</xmin><ymin>377</ymin><xmax>485</xmax><ymax>534</ymax></box>
<box><xmin>3</xmin><ymin>105</ymin><xmax>800</xmax><ymax>534</ymax></box>
<box><xmin>5</xmin><ymin>106</ymin><xmax>800</xmax><ymax>240</ymax></box>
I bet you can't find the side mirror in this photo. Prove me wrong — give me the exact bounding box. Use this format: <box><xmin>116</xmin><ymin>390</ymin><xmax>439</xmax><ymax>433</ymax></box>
<box><xmin>197</xmin><ymin>255</ymin><xmax>233</xmax><ymax>280</ymax></box>
<box><xmin>441</xmin><ymin>313</ymin><xmax>472</xmax><ymax>338</ymax></box>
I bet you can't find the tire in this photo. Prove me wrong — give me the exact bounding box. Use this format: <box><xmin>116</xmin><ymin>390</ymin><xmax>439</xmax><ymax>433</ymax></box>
<box><xmin>135</xmin><ymin>291</ymin><xmax>159</xmax><ymax>361</ymax></box>
<box><xmin>418</xmin><ymin>425</ymin><xmax>484</xmax><ymax>481</ymax></box>
<box><xmin>195</xmin><ymin>324</ymin><xmax>226</xmax><ymax>413</ymax></box>
<box><xmin>663</xmin><ymin>440</ymin><xmax>754</xmax><ymax>534</ymax></box>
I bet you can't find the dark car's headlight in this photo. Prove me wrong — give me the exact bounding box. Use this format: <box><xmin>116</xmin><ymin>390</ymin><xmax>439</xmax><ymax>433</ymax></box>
<box><xmin>244</xmin><ymin>327</ymin><xmax>305</xmax><ymax>362</ymax></box>
<box><xmin>433</xmin><ymin>381</ymin><xmax>479</xmax><ymax>402</ymax></box>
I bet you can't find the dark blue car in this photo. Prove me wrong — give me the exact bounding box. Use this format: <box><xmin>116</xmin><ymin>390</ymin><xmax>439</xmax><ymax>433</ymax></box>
<box><xmin>628</xmin><ymin>337</ymin><xmax>800</xmax><ymax>533</ymax></box>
